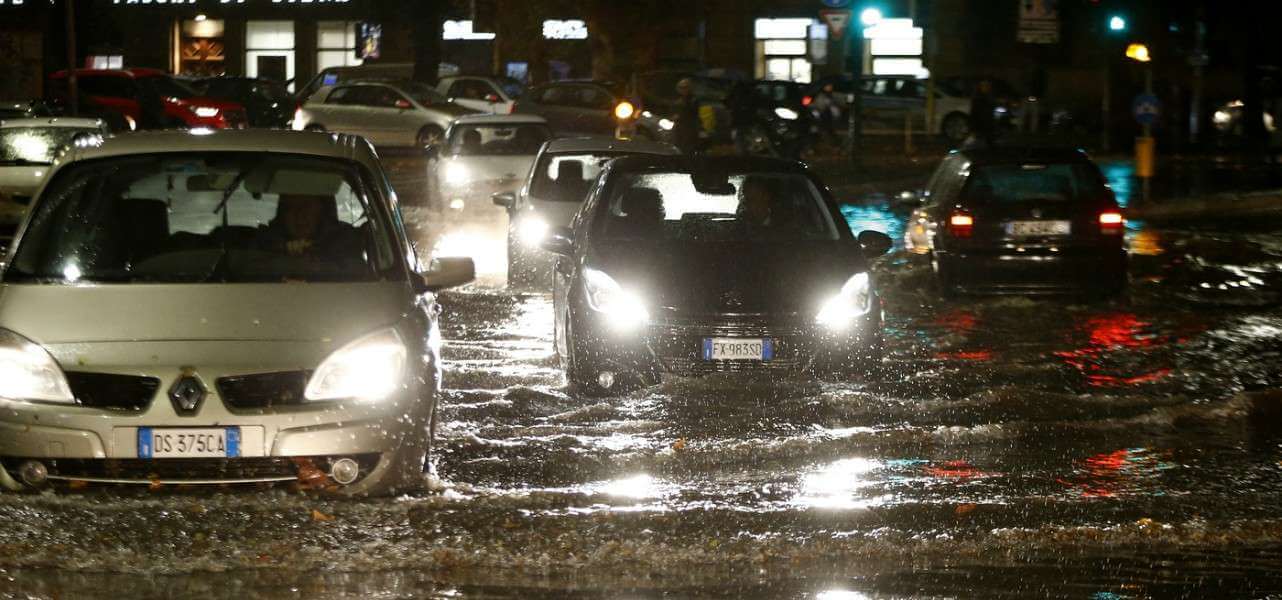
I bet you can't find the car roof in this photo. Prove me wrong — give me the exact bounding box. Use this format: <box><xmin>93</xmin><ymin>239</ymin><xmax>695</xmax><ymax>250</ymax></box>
<box><xmin>604</xmin><ymin>154</ymin><xmax>809</xmax><ymax>174</ymax></box>
<box><xmin>0</xmin><ymin>117</ymin><xmax>104</xmax><ymax>129</ymax></box>
<box><xmin>57</xmin><ymin>129</ymin><xmax>378</xmax><ymax>168</ymax></box>
<box><xmin>453</xmin><ymin>114</ymin><xmax>547</xmax><ymax>126</ymax></box>
<box><xmin>543</xmin><ymin>137</ymin><xmax>679</xmax><ymax>155</ymax></box>
<box><xmin>954</xmin><ymin>146</ymin><xmax>1092</xmax><ymax>165</ymax></box>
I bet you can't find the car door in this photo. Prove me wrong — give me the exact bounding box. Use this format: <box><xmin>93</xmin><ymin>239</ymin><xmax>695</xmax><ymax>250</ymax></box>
<box><xmin>311</xmin><ymin>85</ymin><xmax>359</xmax><ymax>133</ymax></box>
<box><xmin>348</xmin><ymin>85</ymin><xmax>405</xmax><ymax>146</ymax></box>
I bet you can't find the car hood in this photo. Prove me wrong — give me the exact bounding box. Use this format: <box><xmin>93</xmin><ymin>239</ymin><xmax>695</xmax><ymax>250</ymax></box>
<box><xmin>0</xmin><ymin>281</ymin><xmax>411</xmax><ymax>344</ymax></box>
<box><xmin>0</xmin><ymin>165</ymin><xmax>46</xmax><ymax>204</ymax></box>
<box><xmin>588</xmin><ymin>241</ymin><xmax>868</xmax><ymax>316</ymax></box>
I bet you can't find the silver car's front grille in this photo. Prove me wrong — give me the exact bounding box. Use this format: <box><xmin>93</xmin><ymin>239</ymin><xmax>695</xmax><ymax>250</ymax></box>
<box><xmin>66</xmin><ymin>372</ymin><xmax>161</xmax><ymax>412</ymax></box>
<box><xmin>216</xmin><ymin>371</ymin><xmax>310</xmax><ymax>410</ymax></box>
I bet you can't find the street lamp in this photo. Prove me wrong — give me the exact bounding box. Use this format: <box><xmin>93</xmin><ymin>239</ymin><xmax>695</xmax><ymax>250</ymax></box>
<box><xmin>860</xmin><ymin>8</ymin><xmax>883</xmax><ymax>27</ymax></box>
<box><xmin>1125</xmin><ymin>43</ymin><xmax>1151</xmax><ymax>63</ymax></box>
<box><xmin>1108</xmin><ymin>15</ymin><xmax>1127</xmax><ymax>32</ymax></box>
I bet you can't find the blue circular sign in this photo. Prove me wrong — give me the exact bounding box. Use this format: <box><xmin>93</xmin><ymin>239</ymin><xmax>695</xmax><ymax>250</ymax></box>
<box><xmin>821</xmin><ymin>0</ymin><xmax>851</xmax><ymax>7</ymax></box>
<box><xmin>1133</xmin><ymin>93</ymin><xmax>1161</xmax><ymax>126</ymax></box>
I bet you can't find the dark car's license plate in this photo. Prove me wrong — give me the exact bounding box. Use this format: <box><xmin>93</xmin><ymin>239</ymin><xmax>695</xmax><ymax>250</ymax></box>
<box><xmin>703</xmin><ymin>338</ymin><xmax>774</xmax><ymax>361</ymax></box>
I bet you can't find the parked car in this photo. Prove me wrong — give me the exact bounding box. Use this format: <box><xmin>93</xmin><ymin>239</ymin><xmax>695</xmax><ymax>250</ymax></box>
<box><xmin>436</xmin><ymin>75</ymin><xmax>523</xmax><ymax>114</ymax></box>
<box><xmin>194</xmin><ymin>77</ymin><xmax>296</xmax><ymax>128</ymax></box>
<box><xmin>47</xmin><ymin>69</ymin><xmax>248</xmax><ymax>130</ymax></box>
<box><xmin>514</xmin><ymin>80</ymin><xmax>665</xmax><ymax>140</ymax></box>
<box><xmin>543</xmin><ymin>155</ymin><xmax>892</xmax><ymax>393</ymax></box>
<box><xmin>807</xmin><ymin>75</ymin><xmax>1021</xmax><ymax>144</ymax></box>
<box><xmin>492</xmin><ymin>137</ymin><xmax>680</xmax><ymax>287</ymax></box>
<box><xmin>293</xmin><ymin>79</ymin><xmax>476</xmax><ymax>149</ymax></box>
<box><xmin>0</xmin><ymin>100</ymin><xmax>32</xmax><ymax>121</ymax></box>
<box><xmin>0</xmin><ymin>117</ymin><xmax>108</xmax><ymax>252</ymax></box>
<box><xmin>297</xmin><ymin>63</ymin><xmax>460</xmax><ymax>104</ymax></box>
<box><xmin>0</xmin><ymin>129</ymin><xmax>475</xmax><ymax>494</ymax></box>
<box><xmin>427</xmin><ymin>114</ymin><xmax>551</xmax><ymax>214</ymax></box>
<box><xmin>905</xmin><ymin>147</ymin><xmax>1127</xmax><ymax>296</ymax></box>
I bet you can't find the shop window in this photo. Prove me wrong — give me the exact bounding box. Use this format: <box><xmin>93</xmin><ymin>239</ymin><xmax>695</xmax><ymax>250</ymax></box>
<box><xmin>317</xmin><ymin>21</ymin><xmax>362</xmax><ymax>73</ymax></box>
<box><xmin>88</xmin><ymin>55</ymin><xmax>124</xmax><ymax>70</ymax></box>
<box><xmin>754</xmin><ymin>18</ymin><xmax>816</xmax><ymax>84</ymax></box>
<box><xmin>179</xmin><ymin>18</ymin><xmax>226</xmax><ymax>77</ymax></box>
<box><xmin>246</xmin><ymin>21</ymin><xmax>295</xmax><ymax>87</ymax></box>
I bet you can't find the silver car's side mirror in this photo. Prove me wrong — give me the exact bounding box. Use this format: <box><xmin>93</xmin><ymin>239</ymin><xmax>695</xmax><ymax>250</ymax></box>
<box><xmin>420</xmin><ymin>257</ymin><xmax>476</xmax><ymax>292</ymax></box>
<box><xmin>492</xmin><ymin>191</ymin><xmax>516</xmax><ymax>209</ymax></box>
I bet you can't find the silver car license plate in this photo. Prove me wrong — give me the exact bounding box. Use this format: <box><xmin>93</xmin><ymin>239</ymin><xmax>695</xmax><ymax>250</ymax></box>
<box><xmin>138</xmin><ymin>427</ymin><xmax>240</xmax><ymax>459</ymax></box>
<box><xmin>703</xmin><ymin>338</ymin><xmax>774</xmax><ymax>361</ymax></box>
<box><xmin>1006</xmin><ymin>220</ymin><xmax>1071</xmax><ymax>237</ymax></box>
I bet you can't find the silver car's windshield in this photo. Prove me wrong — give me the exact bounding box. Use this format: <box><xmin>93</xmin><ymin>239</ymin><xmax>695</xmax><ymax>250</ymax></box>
<box><xmin>6</xmin><ymin>153</ymin><xmax>400</xmax><ymax>284</ymax></box>
<box><xmin>0</xmin><ymin>127</ymin><xmax>101</xmax><ymax>166</ymax></box>
<box><xmin>599</xmin><ymin>171</ymin><xmax>840</xmax><ymax>242</ymax></box>
<box><xmin>447</xmin><ymin>124</ymin><xmax>550</xmax><ymax>156</ymax></box>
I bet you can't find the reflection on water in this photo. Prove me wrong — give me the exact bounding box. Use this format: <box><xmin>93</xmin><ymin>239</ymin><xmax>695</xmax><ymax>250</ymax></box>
<box><xmin>793</xmin><ymin>458</ymin><xmax>884</xmax><ymax>510</ymax></box>
<box><xmin>1057</xmin><ymin>448</ymin><xmax>1177</xmax><ymax>498</ymax></box>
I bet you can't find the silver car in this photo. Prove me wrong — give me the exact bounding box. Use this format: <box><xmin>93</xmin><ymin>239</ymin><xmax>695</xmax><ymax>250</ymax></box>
<box><xmin>293</xmin><ymin>79</ymin><xmax>476</xmax><ymax>149</ymax></box>
<box><xmin>0</xmin><ymin>117</ymin><xmax>108</xmax><ymax>253</ymax></box>
<box><xmin>427</xmin><ymin>114</ymin><xmax>551</xmax><ymax>214</ymax></box>
<box><xmin>0</xmin><ymin>130</ymin><xmax>475</xmax><ymax>495</ymax></box>
<box><xmin>491</xmin><ymin>137</ymin><xmax>679</xmax><ymax>287</ymax></box>
<box><xmin>436</xmin><ymin>76</ymin><xmax>523</xmax><ymax>115</ymax></box>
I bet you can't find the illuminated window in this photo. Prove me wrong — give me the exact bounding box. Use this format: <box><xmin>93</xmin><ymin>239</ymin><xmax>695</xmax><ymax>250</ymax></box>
<box><xmin>317</xmin><ymin>21</ymin><xmax>362</xmax><ymax>72</ymax></box>
<box><xmin>754</xmin><ymin>18</ymin><xmax>817</xmax><ymax>83</ymax></box>
<box><xmin>246</xmin><ymin>21</ymin><xmax>295</xmax><ymax>87</ymax></box>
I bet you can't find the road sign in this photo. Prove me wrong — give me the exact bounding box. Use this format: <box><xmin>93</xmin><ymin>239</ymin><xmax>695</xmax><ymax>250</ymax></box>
<box><xmin>1133</xmin><ymin>93</ymin><xmax>1161</xmax><ymax>126</ymax></box>
<box><xmin>820</xmin><ymin>0</ymin><xmax>851</xmax><ymax>7</ymax></box>
<box><xmin>820</xmin><ymin>9</ymin><xmax>852</xmax><ymax>40</ymax></box>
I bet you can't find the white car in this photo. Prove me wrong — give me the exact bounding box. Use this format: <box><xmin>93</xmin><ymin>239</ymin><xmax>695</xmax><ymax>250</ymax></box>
<box><xmin>293</xmin><ymin>80</ymin><xmax>477</xmax><ymax>149</ymax></box>
<box><xmin>0</xmin><ymin>129</ymin><xmax>475</xmax><ymax>495</ymax></box>
<box><xmin>427</xmin><ymin>114</ymin><xmax>551</xmax><ymax>214</ymax></box>
<box><xmin>437</xmin><ymin>76</ymin><xmax>523</xmax><ymax>115</ymax></box>
<box><xmin>0</xmin><ymin>118</ymin><xmax>108</xmax><ymax>252</ymax></box>
<box><xmin>491</xmin><ymin>137</ymin><xmax>679</xmax><ymax>287</ymax></box>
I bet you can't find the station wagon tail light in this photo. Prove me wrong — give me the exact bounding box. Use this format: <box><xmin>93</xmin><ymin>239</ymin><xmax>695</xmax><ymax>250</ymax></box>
<box><xmin>0</xmin><ymin>329</ymin><xmax>74</xmax><ymax>404</ymax></box>
<box><xmin>305</xmin><ymin>328</ymin><xmax>407</xmax><ymax>402</ymax></box>
<box><xmin>948</xmin><ymin>213</ymin><xmax>974</xmax><ymax>237</ymax></box>
<box><xmin>1099</xmin><ymin>211</ymin><xmax>1125</xmax><ymax>234</ymax></box>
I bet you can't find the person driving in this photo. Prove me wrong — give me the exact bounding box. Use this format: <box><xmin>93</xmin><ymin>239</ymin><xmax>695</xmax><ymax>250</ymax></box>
<box><xmin>738</xmin><ymin>177</ymin><xmax>775</xmax><ymax>228</ymax></box>
<box><xmin>458</xmin><ymin>129</ymin><xmax>483</xmax><ymax>154</ymax></box>
<box><xmin>263</xmin><ymin>193</ymin><xmax>357</xmax><ymax>259</ymax></box>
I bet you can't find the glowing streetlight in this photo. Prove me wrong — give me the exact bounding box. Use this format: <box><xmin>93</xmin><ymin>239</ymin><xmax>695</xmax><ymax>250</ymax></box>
<box><xmin>1126</xmin><ymin>43</ymin><xmax>1151</xmax><ymax>63</ymax></box>
<box><xmin>860</xmin><ymin>7</ymin><xmax>883</xmax><ymax>27</ymax></box>
<box><xmin>1108</xmin><ymin>15</ymin><xmax>1126</xmax><ymax>32</ymax></box>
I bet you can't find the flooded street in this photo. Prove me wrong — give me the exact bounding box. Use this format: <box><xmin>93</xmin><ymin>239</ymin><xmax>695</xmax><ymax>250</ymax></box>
<box><xmin>4</xmin><ymin>158</ymin><xmax>1282</xmax><ymax>599</ymax></box>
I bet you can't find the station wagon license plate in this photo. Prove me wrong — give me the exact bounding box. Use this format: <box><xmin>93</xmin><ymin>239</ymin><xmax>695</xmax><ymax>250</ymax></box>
<box><xmin>138</xmin><ymin>427</ymin><xmax>239</xmax><ymax>459</ymax></box>
<box><xmin>1006</xmin><ymin>220</ymin><xmax>1071</xmax><ymax>237</ymax></box>
<box><xmin>703</xmin><ymin>338</ymin><xmax>774</xmax><ymax>361</ymax></box>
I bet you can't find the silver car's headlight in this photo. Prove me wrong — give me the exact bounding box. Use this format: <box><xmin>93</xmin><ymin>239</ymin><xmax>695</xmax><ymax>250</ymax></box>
<box><xmin>443</xmin><ymin>162</ymin><xmax>471</xmax><ymax>186</ymax></box>
<box><xmin>583</xmin><ymin>268</ymin><xmax>649</xmax><ymax>331</ymax></box>
<box><xmin>305</xmin><ymin>328</ymin><xmax>408</xmax><ymax>402</ymax></box>
<box><xmin>518</xmin><ymin>215</ymin><xmax>550</xmax><ymax>246</ymax></box>
<box><xmin>816</xmin><ymin>272</ymin><xmax>873</xmax><ymax>330</ymax></box>
<box><xmin>0</xmin><ymin>329</ymin><xmax>74</xmax><ymax>403</ymax></box>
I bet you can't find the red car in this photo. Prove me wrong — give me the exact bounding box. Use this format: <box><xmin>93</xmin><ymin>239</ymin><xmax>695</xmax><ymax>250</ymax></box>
<box><xmin>47</xmin><ymin>68</ymin><xmax>248</xmax><ymax>130</ymax></box>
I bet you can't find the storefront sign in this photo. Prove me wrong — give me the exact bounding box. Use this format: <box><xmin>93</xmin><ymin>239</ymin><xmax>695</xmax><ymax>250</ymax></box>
<box><xmin>1017</xmin><ymin>0</ymin><xmax>1060</xmax><ymax>44</ymax></box>
<box><xmin>542</xmin><ymin>19</ymin><xmax>588</xmax><ymax>40</ymax></box>
<box><xmin>356</xmin><ymin>21</ymin><xmax>381</xmax><ymax>59</ymax></box>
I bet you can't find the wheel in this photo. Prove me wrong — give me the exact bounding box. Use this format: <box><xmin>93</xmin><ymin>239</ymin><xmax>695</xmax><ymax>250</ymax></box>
<box><xmin>563</xmin><ymin>314</ymin><xmax>611</xmax><ymax>396</ymax></box>
<box><xmin>932</xmin><ymin>252</ymin><xmax>961</xmax><ymax>298</ymax></box>
<box><xmin>941</xmin><ymin>113</ymin><xmax>970</xmax><ymax>146</ymax></box>
<box><xmin>417</xmin><ymin>125</ymin><xmax>445</xmax><ymax>149</ymax></box>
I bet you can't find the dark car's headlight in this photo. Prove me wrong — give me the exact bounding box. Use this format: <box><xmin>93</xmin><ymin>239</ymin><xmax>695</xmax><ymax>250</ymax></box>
<box><xmin>583</xmin><ymin>268</ymin><xmax>649</xmax><ymax>332</ymax></box>
<box><xmin>305</xmin><ymin>328</ymin><xmax>407</xmax><ymax>402</ymax></box>
<box><xmin>816</xmin><ymin>273</ymin><xmax>873</xmax><ymax>331</ymax></box>
<box><xmin>0</xmin><ymin>329</ymin><xmax>74</xmax><ymax>403</ymax></box>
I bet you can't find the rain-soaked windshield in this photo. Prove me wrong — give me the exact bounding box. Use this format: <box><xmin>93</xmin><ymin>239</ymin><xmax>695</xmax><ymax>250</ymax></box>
<box><xmin>5</xmin><ymin>153</ymin><xmax>399</xmax><ymax>283</ymax></box>
<box><xmin>0</xmin><ymin>127</ymin><xmax>100</xmax><ymax>165</ymax></box>
<box><xmin>600</xmin><ymin>171</ymin><xmax>841</xmax><ymax>241</ymax></box>
<box><xmin>528</xmin><ymin>152</ymin><xmax>618</xmax><ymax>201</ymax></box>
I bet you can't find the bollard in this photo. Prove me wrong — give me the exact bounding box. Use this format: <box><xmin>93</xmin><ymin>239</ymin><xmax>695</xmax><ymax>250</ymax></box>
<box><xmin>1135</xmin><ymin>136</ymin><xmax>1155</xmax><ymax>203</ymax></box>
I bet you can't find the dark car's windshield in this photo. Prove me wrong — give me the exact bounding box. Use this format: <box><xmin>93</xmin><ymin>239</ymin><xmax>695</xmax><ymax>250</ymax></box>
<box><xmin>964</xmin><ymin>162</ymin><xmax>1107</xmax><ymax>204</ymax></box>
<box><xmin>530</xmin><ymin>152</ymin><xmax>627</xmax><ymax>201</ymax></box>
<box><xmin>447</xmin><ymin>123</ymin><xmax>551</xmax><ymax>156</ymax></box>
<box><xmin>6</xmin><ymin>153</ymin><xmax>399</xmax><ymax>284</ymax></box>
<box><xmin>0</xmin><ymin>127</ymin><xmax>101</xmax><ymax>165</ymax></box>
<box><xmin>599</xmin><ymin>170</ymin><xmax>840</xmax><ymax>242</ymax></box>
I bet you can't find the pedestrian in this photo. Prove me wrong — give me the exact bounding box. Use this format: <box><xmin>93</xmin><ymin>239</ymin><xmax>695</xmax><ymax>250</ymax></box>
<box><xmin>725</xmin><ymin>81</ymin><xmax>757</xmax><ymax>155</ymax></box>
<box><xmin>812</xmin><ymin>83</ymin><xmax>841</xmax><ymax>147</ymax></box>
<box><xmin>967</xmin><ymin>79</ymin><xmax>998</xmax><ymax>148</ymax></box>
<box><xmin>672</xmin><ymin>78</ymin><xmax>703</xmax><ymax>155</ymax></box>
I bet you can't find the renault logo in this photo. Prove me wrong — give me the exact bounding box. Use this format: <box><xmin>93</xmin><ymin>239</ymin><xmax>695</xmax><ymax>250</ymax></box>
<box><xmin>169</xmin><ymin>369</ymin><xmax>206</xmax><ymax>416</ymax></box>
<box><xmin>721</xmin><ymin>290</ymin><xmax>745</xmax><ymax>309</ymax></box>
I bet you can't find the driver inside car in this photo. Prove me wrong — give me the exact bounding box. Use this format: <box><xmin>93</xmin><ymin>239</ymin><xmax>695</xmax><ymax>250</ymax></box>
<box><xmin>260</xmin><ymin>193</ymin><xmax>359</xmax><ymax>260</ymax></box>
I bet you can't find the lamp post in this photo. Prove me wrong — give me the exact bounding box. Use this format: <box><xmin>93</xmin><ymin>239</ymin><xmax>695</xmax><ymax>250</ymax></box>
<box><xmin>1127</xmin><ymin>43</ymin><xmax>1155</xmax><ymax>204</ymax></box>
<box><xmin>844</xmin><ymin>6</ymin><xmax>881</xmax><ymax>169</ymax></box>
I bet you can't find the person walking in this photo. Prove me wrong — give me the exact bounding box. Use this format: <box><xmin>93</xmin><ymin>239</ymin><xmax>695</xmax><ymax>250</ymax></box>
<box><xmin>725</xmin><ymin>81</ymin><xmax>758</xmax><ymax>155</ymax></box>
<box><xmin>672</xmin><ymin>78</ymin><xmax>703</xmax><ymax>155</ymax></box>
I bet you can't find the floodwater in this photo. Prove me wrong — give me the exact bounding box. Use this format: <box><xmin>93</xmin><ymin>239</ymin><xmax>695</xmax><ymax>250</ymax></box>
<box><xmin>3</xmin><ymin>158</ymin><xmax>1282</xmax><ymax>599</ymax></box>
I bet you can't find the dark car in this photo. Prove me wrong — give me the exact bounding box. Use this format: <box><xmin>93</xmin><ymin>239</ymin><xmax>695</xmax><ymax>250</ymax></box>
<box><xmin>905</xmin><ymin>147</ymin><xmax>1127</xmax><ymax>296</ymax></box>
<box><xmin>542</xmin><ymin>155</ymin><xmax>893</xmax><ymax>393</ymax></box>
<box><xmin>195</xmin><ymin>77</ymin><xmax>295</xmax><ymax>128</ymax></box>
<box><xmin>514</xmin><ymin>80</ymin><xmax>662</xmax><ymax>140</ymax></box>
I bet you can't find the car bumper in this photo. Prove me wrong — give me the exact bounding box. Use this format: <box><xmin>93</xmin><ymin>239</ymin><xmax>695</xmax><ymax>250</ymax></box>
<box><xmin>938</xmin><ymin>245</ymin><xmax>1127</xmax><ymax>293</ymax></box>
<box><xmin>577</xmin><ymin>309</ymin><xmax>883</xmax><ymax>379</ymax></box>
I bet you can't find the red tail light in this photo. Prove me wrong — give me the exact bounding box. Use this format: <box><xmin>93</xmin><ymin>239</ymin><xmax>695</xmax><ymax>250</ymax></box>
<box><xmin>949</xmin><ymin>213</ymin><xmax>974</xmax><ymax>237</ymax></box>
<box><xmin>509</xmin><ymin>101</ymin><xmax>519</xmax><ymax>114</ymax></box>
<box><xmin>1099</xmin><ymin>211</ymin><xmax>1125</xmax><ymax>234</ymax></box>
<box><xmin>802</xmin><ymin>95</ymin><xmax>813</xmax><ymax>107</ymax></box>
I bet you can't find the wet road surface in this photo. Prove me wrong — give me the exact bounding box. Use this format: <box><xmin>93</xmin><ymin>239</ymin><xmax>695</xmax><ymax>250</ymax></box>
<box><xmin>3</xmin><ymin>156</ymin><xmax>1282</xmax><ymax>599</ymax></box>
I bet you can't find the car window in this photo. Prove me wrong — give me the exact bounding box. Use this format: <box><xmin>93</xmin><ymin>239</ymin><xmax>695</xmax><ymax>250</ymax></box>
<box><xmin>402</xmin><ymin>82</ymin><xmax>449</xmax><ymax>106</ymax></box>
<box><xmin>575</xmin><ymin>86</ymin><xmax>614</xmax><ymax>111</ymax></box>
<box><xmin>963</xmin><ymin>163</ymin><xmax>1106</xmax><ymax>205</ymax></box>
<box><xmin>530</xmin><ymin>152</ymin><xmax>625</xmax><ymax>201</ymax></box>
<box><xmin>447</xmin><ymin>124</ymin><xmax>551</xmax><ymax>156</ymax></box>
<box><xmin>598</xmin><ymin>171</ymin><xmax>839</xmax><ymax>242</ymax></box>
<box><xmin>7</xmin><ymin>153</ymin><xmax>399</xmax><ymax>284</ymax></box>
<box><xmin>78</xmin><ymin>76</ymin><xmax>137</xmax><ymax>99</ymax></box>
<box><xmin>364</xmin><ymin>86</ymin><xmax>405</xmax><ymax>109</ymax></box>
<box><xmin>0</xmin><ymin>127</ymin><xmax>102</xmax><ymax>166</ymax></box>
<box><xmin>537</xmin><ymin>86</ymin><xmax>572</xmax><ymax>107</ymax></box>
<box><xmin>449</xmin><ymin>80</ymin><xmax>491</xmax><ymax>101</ymax></box>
